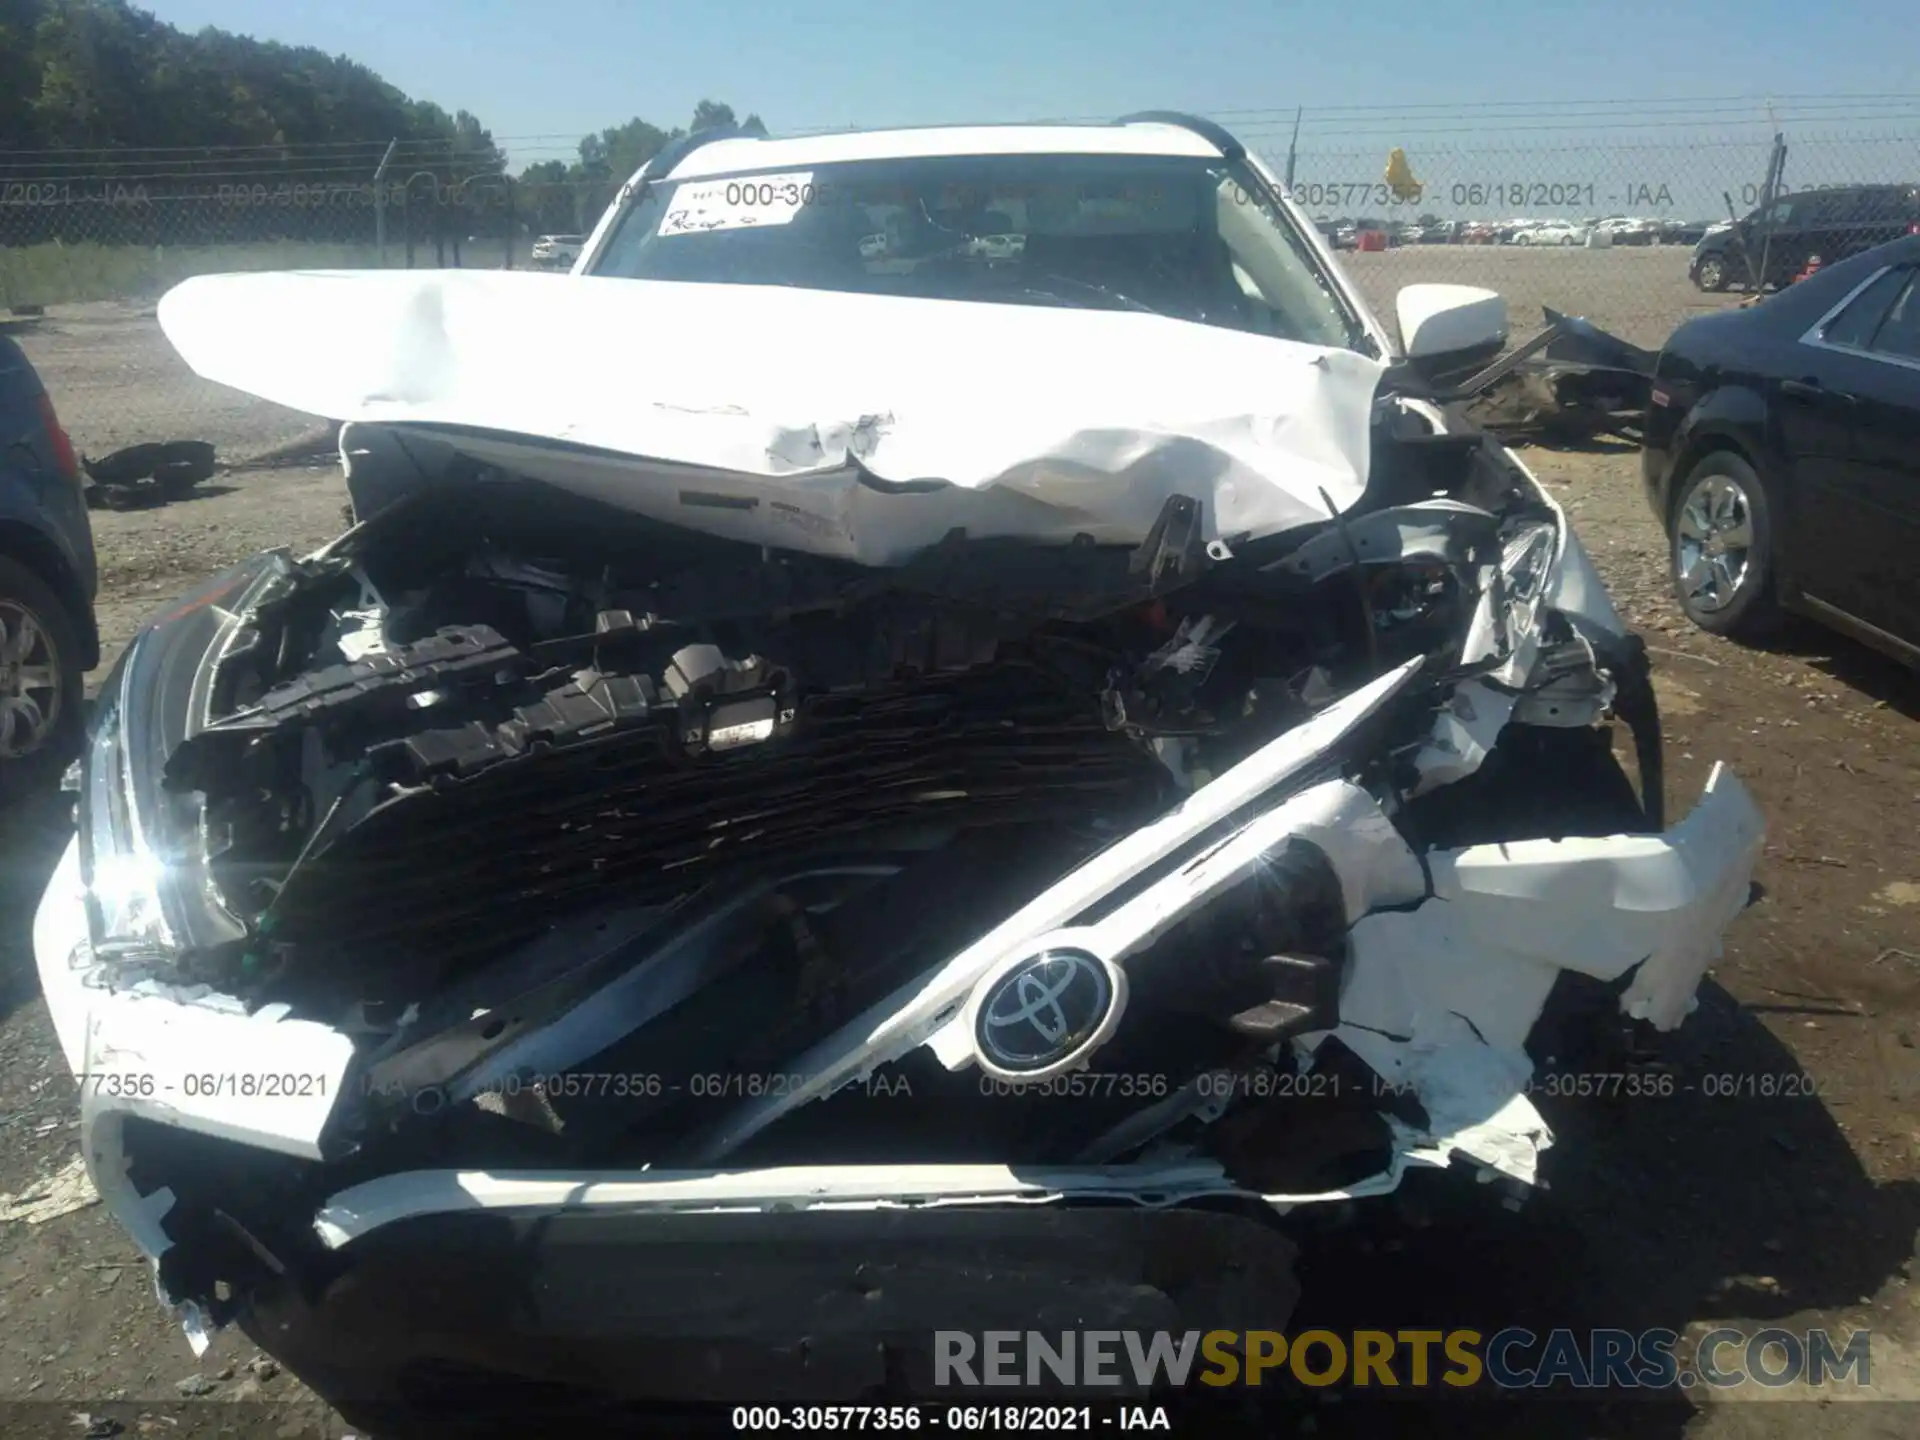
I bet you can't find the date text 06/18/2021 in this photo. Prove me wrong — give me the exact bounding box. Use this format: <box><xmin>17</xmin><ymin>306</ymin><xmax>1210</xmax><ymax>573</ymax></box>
<box><xmin>729</xmin><ymin>1403</ymin><xmax>1174</xmax><ymax>1432</ymax></box>
<box><xmin>77</xmin><ymin>1064</ymin><xmax>1847</xmax><ymax>1109</ymax></box>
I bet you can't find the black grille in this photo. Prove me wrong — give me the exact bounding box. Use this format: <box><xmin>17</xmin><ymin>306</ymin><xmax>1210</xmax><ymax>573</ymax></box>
<box><xmin>254</xmin><ymin>659</ymin><xmax>1164</xmax><ymax>982</ymax></box>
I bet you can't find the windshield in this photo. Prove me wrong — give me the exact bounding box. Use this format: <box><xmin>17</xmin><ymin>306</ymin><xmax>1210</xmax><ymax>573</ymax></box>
<box><xmin>585</xmin><ymin>151</ymin><xmax>1372</xmax><ymax>353</ymax></box>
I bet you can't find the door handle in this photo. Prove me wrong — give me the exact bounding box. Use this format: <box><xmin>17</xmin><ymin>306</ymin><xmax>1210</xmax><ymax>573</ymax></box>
<box><xmin>1781</xmin><ymin>377</ymin><xmax>1856</xmax><ymax>404</ymax></box>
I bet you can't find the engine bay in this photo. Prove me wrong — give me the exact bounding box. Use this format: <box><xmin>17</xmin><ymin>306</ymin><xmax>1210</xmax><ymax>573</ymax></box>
<box><xmin>162</xmin><ymin>413</ymin><xmax>1568</xmax><ymax>1005</ymax></box>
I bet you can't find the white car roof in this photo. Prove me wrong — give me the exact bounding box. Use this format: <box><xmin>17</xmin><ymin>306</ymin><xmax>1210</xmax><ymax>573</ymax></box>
<box><xmin>663</xmin><ymin>123</ymin><xmax>1224</xmax><ymax>181</ymax></box>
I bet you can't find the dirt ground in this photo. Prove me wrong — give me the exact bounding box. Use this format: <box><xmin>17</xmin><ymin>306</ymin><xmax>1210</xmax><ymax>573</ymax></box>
<box><xmin>1341</xmin><ymin>243</ymin><xmax>1752</xmax><ymax>348</ymax></box>
<box><xmin>2</xmin><ymin>306</ymin><xmax>1918</xmax><ymax>1432</ymax></box>
<box><xmin>7</xmin><ymin>301</ymin><xmax>331</xmax><ymax>465</ymax></box>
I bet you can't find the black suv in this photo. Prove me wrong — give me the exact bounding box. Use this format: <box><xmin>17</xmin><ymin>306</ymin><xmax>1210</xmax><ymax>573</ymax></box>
<box><xmin>1691</xmin><ymin>184</ymin><xmax>1920</xmax><ymax>292</ymax></box>
<box><xmin>0</xmin><ymin>333</ymin><xmax>97</xmax><ymax>798</ymax></box>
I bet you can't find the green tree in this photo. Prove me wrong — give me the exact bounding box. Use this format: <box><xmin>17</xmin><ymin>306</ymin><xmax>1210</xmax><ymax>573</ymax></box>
<box><xmin>544</xmin><ymin>100</ymin><xmax>766</xmax><ymax>225</ymax></box>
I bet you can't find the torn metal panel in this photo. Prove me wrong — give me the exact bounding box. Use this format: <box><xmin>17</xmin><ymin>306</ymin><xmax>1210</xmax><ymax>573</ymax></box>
<box><xmin>684</xmin><ymin>657</ymin><xmax>1425</xmax><ymax>1162</ymax></box>
<box><xmin>1407</xmin><ymin>681</ymin><xmax>1518</xmax><ymax>796</ymax></box>
<box><xmin>1381</xmin><ymin>1039</ymin><xmax>1551</xmax><ymax>1188</ymax></box>
<box><xmin>1457</xmin><ymin>310</ymin><xmax>1657</xmax><ymax>445</ymax></box>
<box><xmin>157</xmin><ymin>270</ymin><xmax>1385</xmax><ymax>564</ymax></box>
<box><xmin>310</xmin><ymin>1161</ymin><xmax>1245</xmax><ymax>1250</ymax></box>
<box><xmin>1329</xmin><ymin>762</ymin><xmax>1765</xmax><ymax>1085</ymax></box>
<box><xmin>306</xmin><ymin>1049</ymin><xmax>1556</xmax><ymax>1248</ymax></box>
<box><xmin>1258</xmin><ymin>499</ymin><xmax>1498</xmax><ymax>585</ymax></box>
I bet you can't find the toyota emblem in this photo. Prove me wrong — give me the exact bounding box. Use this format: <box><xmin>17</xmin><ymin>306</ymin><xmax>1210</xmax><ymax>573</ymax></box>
<box><xmin>974</xmin><ymin>948</ymin><xmax>1119</xmax><ymax>1074</ymax></box>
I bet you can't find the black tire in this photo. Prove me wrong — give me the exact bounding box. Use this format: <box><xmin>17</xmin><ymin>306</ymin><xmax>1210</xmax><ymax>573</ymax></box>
<box><xmin>0</xmin><ymin>555</ymin><xmax>87</xmax><ymax>802</ymax></box>
<box><xmin>1695</xmin><ymin>254</ymin><xmax>1730</xmax><ymax>292</ymax></box>
<box><xmin>1667</xmin><ymin>450</ymin><xmax>1778</xmax><ymax>639</ymax></box>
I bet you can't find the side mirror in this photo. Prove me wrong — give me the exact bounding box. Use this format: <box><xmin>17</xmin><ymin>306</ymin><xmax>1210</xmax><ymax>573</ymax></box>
<box><xmin>1395</xmin><ymin>284</ymin><xmax>1509</xmax><ymax>380</ymax></box>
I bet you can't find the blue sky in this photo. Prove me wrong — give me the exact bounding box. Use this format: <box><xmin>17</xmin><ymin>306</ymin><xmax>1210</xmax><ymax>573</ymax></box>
<box><xmin>145</xmin><ymin>1</ymin><xmax>1920</xmax><ymax>215</ymax></box>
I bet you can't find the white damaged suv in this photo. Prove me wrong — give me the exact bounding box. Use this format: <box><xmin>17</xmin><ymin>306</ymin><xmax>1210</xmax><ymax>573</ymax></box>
<box><xmin>36</xmin><ymin>113</ymin><xmax>1763</xmax><ymax>1430</ymax></box>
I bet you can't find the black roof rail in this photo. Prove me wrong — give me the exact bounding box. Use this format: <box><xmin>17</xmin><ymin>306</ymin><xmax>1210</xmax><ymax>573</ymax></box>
<box><xmin>642</xmin><ymin>123</ymin><xmax>749</xmax><ymax>181</ymax></box>
<box><xmin>1113</xmin><ymin>111</ymin><xmax>1244</xmax><ymax>162</ymax></box>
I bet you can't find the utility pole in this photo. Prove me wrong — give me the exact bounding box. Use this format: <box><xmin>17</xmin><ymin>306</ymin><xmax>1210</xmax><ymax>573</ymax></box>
<box><xmin>372</xmin><ymin>140</ymin><xmax>398</xmax><ymax>267</ymax></box>
<box><xmin>1754</xmin><ymin>100</ymin><xmax>1786</xmax><ymax>290</ymax></box>
<box><xmin>402</xmin><ymin>171</ymin><xmax>437</xmax><ymax>268</ymax></box>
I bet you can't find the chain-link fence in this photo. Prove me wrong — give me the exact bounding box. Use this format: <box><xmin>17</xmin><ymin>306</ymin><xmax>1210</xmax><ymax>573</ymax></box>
<box><xmin>1265</xmin><ymin>130</ymin><xmax>1920</xmax><ymax>348</ymax></box>
<box><xmin>4</xmin><ymin>116</ymin><xmax>1917</xmax><ymax>464</ymax></box>
<box><xmin>0</xmin><ymin>168</ymin><xmax>619</xmax><ymax>462</ymax></box>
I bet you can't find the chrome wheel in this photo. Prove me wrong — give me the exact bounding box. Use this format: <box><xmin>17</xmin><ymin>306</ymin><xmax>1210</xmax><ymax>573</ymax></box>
<box><xmin>1697</xmin><ymin>256</ymin><xmax>1726</xmax><ymax>291</ymax></box>
<box><xmin>1674</xmin><ymin>473</ymin><xmax>1754</xmax><ymax>613</ymax></box>
<box><xmin>0</xmin><ymin>598</ymin><xmax>63</xmax><ymax>759</ymax></box>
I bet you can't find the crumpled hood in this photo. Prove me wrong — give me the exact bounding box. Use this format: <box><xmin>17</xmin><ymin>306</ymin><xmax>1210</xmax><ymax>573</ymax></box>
<box><xmin>158</xmin><ymin>269</ymin><xmax>1387</xmax><ymax>564</ymax></box>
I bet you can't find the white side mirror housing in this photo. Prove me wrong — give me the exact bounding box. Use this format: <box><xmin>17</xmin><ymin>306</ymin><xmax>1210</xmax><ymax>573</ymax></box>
<box><xmin>1395</xmin><ymin>283</ymin><xmax>1509</xmax><ymax>362</ymax></box>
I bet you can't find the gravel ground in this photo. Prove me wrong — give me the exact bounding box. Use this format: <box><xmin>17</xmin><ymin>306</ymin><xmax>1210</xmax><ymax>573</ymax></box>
<box><xmin>6</xmin><ymin>302</ymin><xmax>324</xmax><ymax>464</ymax></box>
<box><xmin>1340</xmin><ymin>243</ymin><xmax>1751</xmax><ymax>348</ymax></box>
<box><xmin>1</xmin><ymin>439</ymin><xmax>1916</xmax><ymax>1433</ymax></box>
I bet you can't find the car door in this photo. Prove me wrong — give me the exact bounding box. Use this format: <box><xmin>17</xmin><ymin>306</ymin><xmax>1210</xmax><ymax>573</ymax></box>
<box><xmin>1783</xmin><ymin>262</ymin><xmax>1920</xmax><ymax>641</ymax></box>
<box><xmin>1796</xmin><ymin>190</ymin><xmax>1854</xmax><ymax>268</ymax></box>
<box><xmin>1837</xmin><ymin>267</ymin><xmax>1920</xmax><ymax>645</ymax></box>
<box><xmin>1841</xmin><ymin>187</ymin><xmax>1920</xmax><ymax>260</ymax></box>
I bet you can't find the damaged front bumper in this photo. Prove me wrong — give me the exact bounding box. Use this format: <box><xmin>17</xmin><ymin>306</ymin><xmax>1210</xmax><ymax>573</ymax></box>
<box><xmin>35</xmin><ymin>653</ymin><xmax>1763</xmax><ymax>1378</ymax></box>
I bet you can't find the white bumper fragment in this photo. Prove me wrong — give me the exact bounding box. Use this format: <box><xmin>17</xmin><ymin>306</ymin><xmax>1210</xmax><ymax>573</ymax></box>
<box><xmin>34</xmin><ymin>841</ymin><xmax>354</xmax><ymax>1163</ymax></box>
<box><xmin>33</xmin><ymin>838</ymin><xmax>353</xmax><ymax>1293</ymax></box>
<box><xmin>1333</xmin><ymin>761</ymin><xmax>1765</xmax><ymax>1086</ymax></box>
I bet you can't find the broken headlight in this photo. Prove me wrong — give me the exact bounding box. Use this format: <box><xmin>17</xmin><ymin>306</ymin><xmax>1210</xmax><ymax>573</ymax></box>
<box><xmin>78</xmin><ymin>558</ymin><xmax>281</xmax><ymax>970</ymax></box>
<box><xmin>79</xmin><ymin>681</ymin><xmax>175</xmax><ymax>961</ymax></box>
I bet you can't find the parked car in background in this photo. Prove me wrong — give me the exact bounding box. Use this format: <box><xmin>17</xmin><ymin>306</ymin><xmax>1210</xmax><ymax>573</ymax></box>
<box><xmin>530</xmin><ymin>233</ymin><xmax>587</xmax><ymax>268</ymax></box>
<box><xmin>1689</xmin><ymin>184</ymin><xmax>1920</xmax><ymax>292</ymax></box>
<box><xmin>967</xmin><ymin>232</ymin><xmax>1026</xmax><ymax>260</ymax></box>
<box><xmin>0</xmin><ymin>334</ymin><xmax>97</xmax><ymax>798</ymax></box>
<box><xmin>1644</xmin><ymin>234</ymin><xmax>1920</xmax><ymax>663</ymax></box>
<box><xmin>1659</xmin><ymin>218</ymin><xmax>1715</xmax><ymax>247</ymax></box>
<box><xmin>1514</xmin><ymin>220</ymin><xmax>1590</xmax><ymax>247</ymax></box>
<box><xmin>1594</xmin><ymin>216</ymin><xmax>1660</xmax><ymax>246</ymax></box>
<box><xmin>1459</xmin><ymin>219</ymin><xmax>1500</xmax><ymax>244</ymax></box>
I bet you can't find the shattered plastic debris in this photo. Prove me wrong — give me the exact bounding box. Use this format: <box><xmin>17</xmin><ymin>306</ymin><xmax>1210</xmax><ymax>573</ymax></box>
<box><xmin>1145</xmin><ymin>615</ymin><xmax>1232</xmax><ymax>677</ymax></box>
<box><xmin>0</xmin><ymin>1154</ymin><xmax>100</xmax><ymax>1224</ymax></box>
<box><xmin>81</xmin><ymin>440</ymin><xmax>217</xmax><ymax>510</ymax></box>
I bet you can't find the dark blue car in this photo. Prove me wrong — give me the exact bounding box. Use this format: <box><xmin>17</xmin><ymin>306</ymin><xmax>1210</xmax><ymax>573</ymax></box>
<box><xmin>0</xmin><ymin>333</ymin><xmax>98</xmax><ymax>797</ymax></box>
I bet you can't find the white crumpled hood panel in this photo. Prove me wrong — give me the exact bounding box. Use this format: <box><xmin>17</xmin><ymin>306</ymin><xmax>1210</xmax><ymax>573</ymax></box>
<box><xmin>157</xmin><ymin>269</ymin><xmax>1386</xmax><ymax>564</ymax></box>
